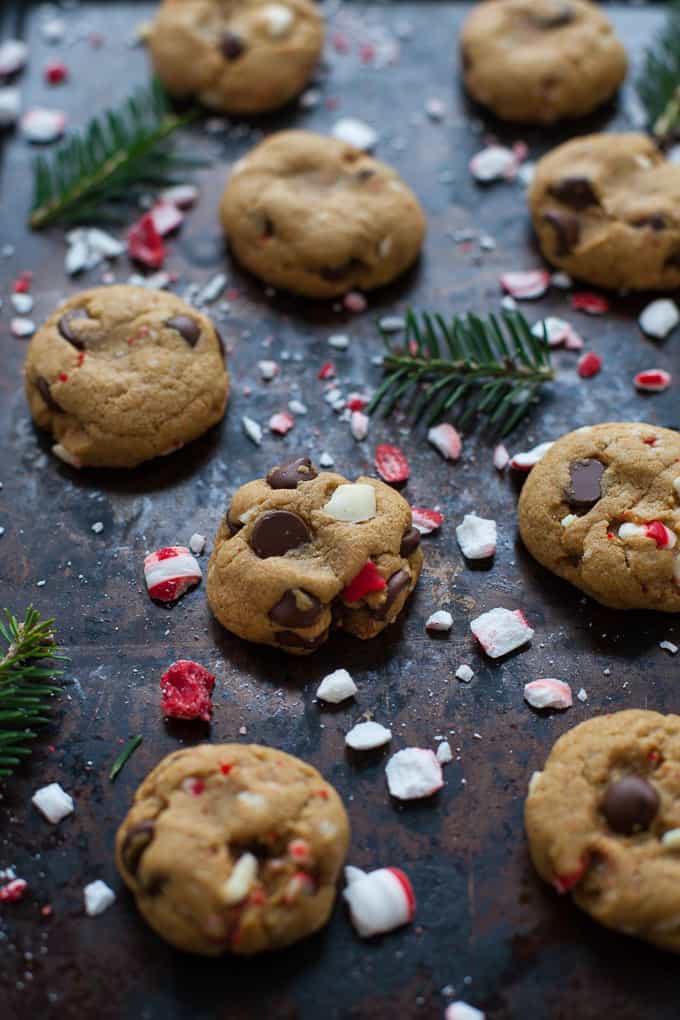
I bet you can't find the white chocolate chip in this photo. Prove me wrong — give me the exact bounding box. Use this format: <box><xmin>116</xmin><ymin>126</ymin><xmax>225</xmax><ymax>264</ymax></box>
<box><xmin>323</xmin><ymin>483</ymin><xmax>376</xmax><ymax>523</ymax></box>
<box><xmin>263</xmin><ymin>4</ymin><xmax>294</xmax><ymax>38</ymax></box>
<box><xmin>222</xmin><ymin>852</ymin><xmax>258</xmax><ymax>905</ymax></box>
<box><xmin>661</xmin><ymin>828</ymin><xmax>680</xmax><ymax>850</ymax></box>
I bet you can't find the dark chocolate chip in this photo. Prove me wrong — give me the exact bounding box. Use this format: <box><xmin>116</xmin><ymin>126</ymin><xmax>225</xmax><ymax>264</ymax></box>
<box><xmin>227</xmin><ymin>516</ymin><xmax>243</xmax><ymax>536</ymax></box>
<box><xmin>36</xmin><ymin>376</ymin><xmax>63</xmax><ymax>414</ymax></box>
<box><xmin>220</xmin><ymin>31</ymin><xmax>245</xmax><ymax>60</ymax></box>
<box><xmin>275</xmin><ymin>628</ymin><xmax>329</xmax><ymax>650</ymax></box>
<box><xmin>165</xmin><ymin>315</ymin><xmax>200</xmax><ymax>347</ymax></box>
<box><xmin>372</xmin><ymin>569</ymin><xmax>410</xmax><ymax>620</ymax></box>
<box><xmin>543</xmin><ymin>210</ymin><xmax>581</xmax><ymax>256</ymax></box>
<box><xmin>601</xmin><ymin>776</ymin><xmax>659</xmax><ymax>835</ymax></box>
<box><xmin>120</xmin><ymin>820</ymin><xmax>156</xmax><ymax>876</ymax></box>
<box><xmin>665</xmin><ymin>251</ymin><xmax>680</xmax><ymax>270</ymax></box>
<box><xmin>400</xmin><ymin>527</ymin><xmax>421</xmax><ymax>558</ymax></box>
<box><xmin>269</xmin><ymin>588</ymin><xmax>322</xmax><ymax>628</ymax></box>
<box><xmin>57</xmin><ymin>308</ymin><xmax>89</xmax><ymax>349</ymax></box>
<box><xmin>632</xmin><ymin>214</ymin><xmax>667</xmax><ymax>231</ymax></box>
<box><xmin>565</xmin><ymin>459</ymin><xmax>605</xmax><ymax>512</ymax></box>
<box><xmin>548</xmin><ymin>176</ymin><xmax>599</xmax><ymax>210</ymax></box>
<box><xmin>319</xmin><ymin>258</ymin><xmax>366</xmax><ymax>282</ymax></box>
<box><xmin>142</xmin><ymin>873</ymin><xmax>168</xmax><ymax>897</ymax></box>
<box><xmin>267</xmin><ymin>457</ymin><xmax>318</xmax><ymax>490</ymax></box>
<box><xmin>355</xmin><ymin>168</ymin><xmax>375</xmax><ymax>182</ymax></box>
<box><xmin>531</xmin><ymin>3</ymin><xmax>574</xmax><ymax>28</ymax></box>
<box><xmin>251</xmin><ymin>510</ymin><xmax>311</xmax><ymax>558</ymax></box>
<box><xmin>215</xmin><ymin>327</ymin><xmax>226</xmax><ymax>361</ymax></box>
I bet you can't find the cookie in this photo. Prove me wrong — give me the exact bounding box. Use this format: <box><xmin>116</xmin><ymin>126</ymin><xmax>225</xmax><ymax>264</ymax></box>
<box><xmin>529</xmin><ymin>134</ymin><xmax>680</xmax><ymax>290</ymax></box>
<box><xmin>219</xmin><ymin>130</ymin><xmax>426</xmax><ymax>298</ymax></box>
<box><xmin>460</xmin><ymin>0</ymin><xmax>627</xmax><ymax>124</ymax></box>
<box><xmin>116</xmin><ymin>743</ymin><xmax>350</xmax><ymax>956</ymax></box>
<box><xmin>518</xmin><ymin>423</ymin><xmax>680</xmax><ymax>611</ymax></box>
<box><xmin>25</xmin><ymin>285</ymin><xmax>229</xmax><ymax>469</ymax></box>
<box><xmin>206</xmin><ymin>456</ymin><xmax>423</xmax><ymax>652</ymax></box>
<box><xmin>148</xmin><ymin>0</ymin><xmax>324</xmax><ymax>114</ymax></box>
<box><xmin>525</xmin><ymin>710</ymin><xmax>680</xmax><ymax>953</ymax></box>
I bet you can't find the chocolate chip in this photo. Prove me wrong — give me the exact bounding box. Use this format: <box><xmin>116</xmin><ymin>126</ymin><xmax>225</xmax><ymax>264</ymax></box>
<box><xmin>665</xmin><ymin>251</ymin><xmax>680</xmax><ymax>270</ymax></box>
<box><xmin>251</xmin><ymin>511</ymin><xmax>311</xmax><ymax>558</ymax></box>
<box><xmin>269</xmin><ymin>588</ymin><xmax>322</xmax><ymax>628</ymax></box>
<box><xmin>531</xmin><ymin>3</ymin><xmax>574</xmax><ymax>28</ymax></box>
<box><xmin>214</xmin><ymin>327</ymin><xmax>226</xmax><ymax>361</ymax></box>
<box><xmin>267</xmin><ymin>457</ymin><xmax>318</xmax><ymax>490</ymax></box>
<box><xmin>543</xmin><ymin>210</ymin><xmax>581</xmax><ymax>255</ymax></box>
<box><xmin>355</xmin><ymin>168</ymin><xmax>375</xmax><ymax>182</ymax></box>
<box><xmin>548</xmin><ymin>176</ymin><xmax>599</xmax><ymax>210</ymax></box>
<box><xmin>319</xmin><ymin>258</ymin><xmax>366</xmax><ymax>282</ymax></box>
<box><xmin>120</xmin><ymin>820</ymin><xmax>155</xmax><ymax>876</ymax></box>
<box><xmin>142</xmin><ymin>873</ymin><xmax>168</xmax><ymax>897</ymax></box>
<box><xmin>57</xmin><ymin>308</ymin><xmax>89</xmax><ymax>349</ymax></box>
<box><xmin>220</xmin><ymin>31</ymin><xmax>245</xmax><ymax>60</ymax></box>
<box><xmin>276</xmin><ymin>628</ymin><xmax>329</xmax><ymax>650</ymax></box>
<box><xmin>165</xmin><ymin>315</ymin><xmax>200</xmax><ymax>347</ymax></box>
<box><xmin>36</xmin><ymin>376</ymin><xmax>63</xmax><ymax>414</ymax></box>
<box><xmin>601</xmin><ymin>776</ymin><xmax>659</xmax><ymax>835</ymax></box>
<box><xmin>227</xmin><ymin>516</ymin><xmax>243</xmax><ymax>536</ymax></box>
<box><xmin>565</xmin><ymin>459</ymin><xmax>605</xmax><ymax>512</ymax></box>
<box><xmin>632</xmin><ymin>214</ymin><xmax>666</xmax><ymax>231</ymax></box>
<box><xmin>372</xmin><ymin>569</ymin><xmax>410</xmax><ymax>620</ymax></box>
<box><xmin>400</xmin><ymin>527</ymin><xmax>421</xmax><ymax>558</ymax></box>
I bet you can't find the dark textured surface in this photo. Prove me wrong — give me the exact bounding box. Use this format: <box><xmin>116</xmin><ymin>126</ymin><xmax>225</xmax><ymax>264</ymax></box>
<box><xmin>1</xmin><ymin>3</ymin><xmax>679</xmax><ymax>1018</ymax></box>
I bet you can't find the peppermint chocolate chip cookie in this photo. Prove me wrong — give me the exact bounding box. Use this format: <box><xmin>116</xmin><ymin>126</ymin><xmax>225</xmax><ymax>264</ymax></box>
<box><xmin>460</xmin><ymin>0</ymin><xmax>627</xmax><ymax>124</ymax></box>
<box><xmin>529</xmin><ymin>134</ymin><xmax>680</xmax><ymax>290</ymax></box>
<box><xmin>149</xmin><ymin>0</ymin><xmax>324</xmax><ymax>114</ymax></box>
<box><xmin>220</xmin><ymin>131</ymin><xmax>426</xmax><ymax>298</ymax></box>
<box><xmin>116</xmin><ymin>743</ymin><xmax>349</xmax><ymax>956</ymax></box>
<box><xmin>518</xmin><ymin>423</ymin><xmax>680</xmax><ymax>611</ymax></box>
<box><xmin>25</xmin><ymin>285</ymin><xmax>228</xmax><ymax>469</ymax></box>
<box><xmin>206</xmin><ymin>457</ymin><xmax>423</xmax><ymax>652</ymax></box>
<box><xmin>526</xmin><ymin>710</ymin><xmax>680</xmax><ymax>953</ymax></box>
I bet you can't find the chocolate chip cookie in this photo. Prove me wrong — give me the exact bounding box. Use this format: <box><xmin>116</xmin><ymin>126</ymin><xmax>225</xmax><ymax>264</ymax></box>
<box><xmin>116</xmin><ymin>743</ymin><xmax>349</xmax><ymax>956</ymax></box>
<box><xmin>149</xmin><ymin>0</ymin><xmax>324</xmax><ymax>114</ymax></box>
<box><xmin>529</xmin><ymin>133</ymin><xmax>680</xmax><ymax>290</ymax></box>
<box><xmin>518</xmin><ymin>423</ymin><xmax>680</xmax><ymax>611</ymax></box>
<box><xmin>25</xmin><ymin>285</ymin><xmax>229</xmax><ymax>469</ymax></box>
<box><xmin>206</xmin><ymin>457</ymin><xmax>423</xmax><ymax>652</ymax></box>
<box><xmin>526</xmin><ymin>710</ymin><xmax>680</xmax><ymax>953</ymax></box>
<box><xmin>220</xmin><ymin>130</ymin><xmax>426</xmax><ymax>298</ymax></box>
<box><xmin>460</xmin><ymin>0</ymin><xmax>627</xmax><ymax>124</ymax></box>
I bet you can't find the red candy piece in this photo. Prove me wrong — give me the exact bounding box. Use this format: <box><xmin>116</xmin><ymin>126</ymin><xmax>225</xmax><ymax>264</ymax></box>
<box><xmin>552</xmin><ymin>856</ymin><xmax>589</xmax><ymax>894</ymax></box>
<box><xmin>160</xmin><ymin>659</ymin><xmax>215</xmax><ymax>722</ymax></box>
<box><xmin>127</xmin><ymin>212</ymin><xmax>165</xmax><ymax>269</ymax></box>
<box><xmin>375</xmin><ymin>443</ymin><xmax>410</xmax><ymax>484</ymax></box>
<box><xmin>13</xmin><ymin>271</ymin><xmax>32</xmax><ymax>294</ymax></box>
<box><xmin>577</xmin><ymin>352</ymin><xmax>602</xmax><ymax>378</ymax></box>
<box><xmin>634</xmin><ymin>369</ymin><xmax>672</xmax><ymax>393</ymax></box>
<box><xmin>571</xmin><ymin>292</ymin><xmax>609</xmax><ymax>315</ymax></box>
<box><xmin>343</xmin><ymin>561</ymin><xmax>386</xmax><ymax>603</ymax></box>
<box><xmin>645</xmin><ymin>520</ymin><xmax>672</xmax><ymax>548</ymax></box>
<box><xmin>44</xmin><ymin>61</ymin><xmax>68</xmax><ymax>85</ymax></box>
<box><xmin>318</xmin><ymin>361</ymin><xmax>336</xmax><ymax>380</ymax></box>
<box><xmin>410</xmin><ymin>507</ymin><xmax>444</xmax><ymax>534</ymax></box>
<box><xmin>0</xmin><ymin>878</ymin><xmax>27</xmax><ymax>903</ymax></box>
<box><xmin>387</xmin><ymin>867</ymin><xmax>416</xmax><ymax>920</ymax></box>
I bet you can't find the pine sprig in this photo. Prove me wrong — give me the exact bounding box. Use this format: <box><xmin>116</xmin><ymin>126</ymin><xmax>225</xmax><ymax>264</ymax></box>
<box><xmin>368</xmin><ymin>309</ymin><xmax>554</xmax><ymax>437</ymax></box>
<box><xmin>637</xmin><ymin>1</ymin><xmax>680</xmax><ymax>144</ymax></box>
<box><xmin>30</xmin><ymin>79</ymin><xmax>198</xmax><ymax>229</ymax></box>
<box><xmin>0</xmin><ymin>607</ymin><xmax>66</xmax><ymax>778</ymax></box>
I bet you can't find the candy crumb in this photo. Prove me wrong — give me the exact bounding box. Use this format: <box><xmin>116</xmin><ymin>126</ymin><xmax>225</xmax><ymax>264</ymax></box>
<box><xmin>455</xmin><ymin>664</ymin><xmax>474</xmax><ymax>683</ymax></box>
<box><xmin>346</xmin><ymin>720</ymin><xmax>392</xmax><ymax>751</ymax></box>
<box><xmin>84</xmin><ymin>880</ymin><xmax>116</xmax><ymax>917</ymax></box>
<box><xmin>385</xmin><ymin>747</ymin><xmax>443</xmax><ymax>800</ymax></box>
<box><xmin>445</xmin><ymin>1002</ymin><xmax>485</xmax><ymax>1020</ymax></box>
<box><xmin>32</xmin><ymin>783</ymin><xmax>74</xmax><ymax>824</ymax></box>
<box><xmin>317</xmin><ymin>668</ymin><xmax>357</xmax><ymax>704</ymax></box>
<box><xmin>660</xmin><ymin>641</ymin><xmax>679</xmax><ymax>655</ymax></box>
<box><xmin>426</xmin><ymin>610</ymin><xmax>453</xmax><ymax>633</ymax></box>
<box><xmin>436</xmin><ymin>741</ymin><xmax>453</xmax><ymax>764</ymax></box>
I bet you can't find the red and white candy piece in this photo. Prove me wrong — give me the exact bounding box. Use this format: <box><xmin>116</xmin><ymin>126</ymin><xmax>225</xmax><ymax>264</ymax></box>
<box><xmin>350</xmin><ymin>410</ymin><xmax>369</xmax><ymax>441</ymax></box>
<box><xmin>411</xmin><ymin>507</ymin><xmax>444</xmax><ymax>534</ymax></box>
<box><xmin>427</xmin><ymin>423</ymin><xmax>462</xmax><ymax>461</ymax></box>
<box><xmin>149</xmin><ymin>200</ymin><xmax>183</xmax><ymax>237</ymax></box>
<box><xmin>144</xmin><ymin>546</ymin><xmax>202</xmax><ymax>602</ymax></box>
<box><xmin>343</xmin><ymin>865</ymin><xmax>416</xmax><ymax>938</ymax></box>
<box><xmin>324</xmin><ymin>483</ymin><xmax>376</xmax><ymax>523</ymax></box>
<box><xmin>571</xmin><ymin>292</ymin><xmax>609</xmax><ymax>315</ymax></box>
<box><xmin>445</xmin><ymin>1002</ymin><xmax>486</xmax><ymax>1020</ymax></box>
<box><xmin>469</xmin><ymin>145</ymin><xmax>518</xmax><ymax>182</ymax></box>
<box><xmin>375</xmin><ymin>443</ymin><xmax>410</xmax><ymax>483</ymax></box>
<box><xmin>160</xmin><ymin>660</ymin><xmax>215</xmax><ymax>721</ymax></box>
<box><xmin>470</xmin><ymin>607</ymin><xmax>534</xmax><ymax>659</ymax></box>
<box><xmin>0</xmin><ymin>878</ymin><xmax>27</xmax><ymax>903</ymax></box>
<box><xmin>269</xmin><ymin>411</ymin><xmax>294</xmax><ymax>435</ymax></box>
<box><xmin>456</xmin><ymin>513</ymin><xmax>496</xmax><ymax>559</ymax></box>
<box><xmin>634</xmin><ymin>369</ymin><xmax>671</xmax><ymax>393</ymax></box>
<box><xmin>385</xmin><ymin>747</ymin><xmax>443</xmax><ymax>800</ymax></box>
<box><xmin>346</xmin><ymin>720</ymin><xmax>392</xmax><ymax>751</ymax></box>
<box><xmin>0</xmin><ymin>40</ymin><xmax>28</xmax><ymax>76</ymax></box>
<box><xmin>639</xmin><ymin>299</ymin><xmax>679</xmax><ymax>340</ymax></box>
<box><xmin>127</xmin><ymin>212</ymin><xmax>165</xmax><ymax>269</ymax></box>
<box><xmin>20</xmin><ymin>107</ymin><xmax>65</xmax><ymax>143</ymax></box>
<box><xmin>500</xmin><ymin>270</ymin><xmax>549</xmax><ymax>300</ymax></box>
<box><xmin>524</xmin><ymin>679</ymin><xmax>572</xmax><ymax>711</ymax></box>
<box><xmin>426</xmin><ymin>610</ymin><xmax>453</xmax><ymax>632</ymax></box>
<box><xmin>577</xmin><ymin>352</ymin><xmax>602</xmax><ymax>379</ymax></box>
<box><xmin>343</xmin><ymin>561</ymin><xmax>386</xmax><ymax>602</ymax></box>
<box><xmin>10</xmin><ymin>317</ymin><xmax>35</xmax><ymax>338</ymax></box>
<box><xmin>619</xmin><ymin>521</ymin><xmax>676</xmax><ymax>548</ymax></box>
<box><xmin>509</xmin><ymin>441</ymin><xmax>553</xmax><ymax>471</ymax></box>
<box><xmin>531</xmin><ymin>317</ymin><xmax>583</xmax><ymax>350</ymax></box>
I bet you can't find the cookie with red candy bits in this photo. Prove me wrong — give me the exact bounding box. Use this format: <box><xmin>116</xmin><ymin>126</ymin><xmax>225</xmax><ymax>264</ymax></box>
<box><xmin>206</xmin><ymin>456</ymin><xmax>423</xmax><ymax>653</ymax></box>
<box><xmin>525</xmin><ymin>710</ymin><xmax>680</xmax><ymax>954</ymax></box>
<box><xmin>24</xmin><ymin>285</ymin><xmax>228</xmax><ymax>469</ymax></box>
<box><xmin>518</xmin><ymin>422</ymin><xmax>680</xmax><ymax>611</ymax></box>
<box><xmin>116</xmin><ymin>743</ymin><xmax>349</xmax><ymax>956</ymax></box>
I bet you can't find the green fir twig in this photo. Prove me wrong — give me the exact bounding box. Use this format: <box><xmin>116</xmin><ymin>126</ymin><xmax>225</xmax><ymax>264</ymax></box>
<box><xmin>368</xmin><ymin>309</ymin><xmax>554</xmax><ymax>438</ymax></box>
<box><xmin>637</xmin><ymin>1</ymin><xmax>680</xmax><ymax>145</ymax></box>
<box><xmin>109</xmin><ymin>735</ymin><xmax>143</xmax><ymax>783</ymax></box>
<box><xmin>30</xmin><ymin>79</ymin><xmax>199</xmax><ymax>229</ymax></box>
<box><xmin>0</xmin><ymin>607</ymin><xmax>67</xmax><ymax>779</ymax></box>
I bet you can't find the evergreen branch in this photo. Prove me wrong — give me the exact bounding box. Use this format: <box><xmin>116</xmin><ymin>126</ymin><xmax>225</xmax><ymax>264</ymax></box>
<box><xmin>29</xmin><ymin>79</ymin><xmax>199</xmax><ymax>229</ymax></box>
<box><xmin>0</xmin><ymin>607</ymin><xmax>66</xmax><ymax>779</ymax></box>
<box><xmin>368</xmin><ymin>310</ymin><xmax>554</xmax><ymax>437</ymax></box>
<box><xmin>110</xmin><ymin>735</ymin><xmax>143</xmax><ymax>782</ymax></box>
<box><xmin>637</xmin><ymin>1</ymin><xmax>680</xmax><ymax>144</ymax></box>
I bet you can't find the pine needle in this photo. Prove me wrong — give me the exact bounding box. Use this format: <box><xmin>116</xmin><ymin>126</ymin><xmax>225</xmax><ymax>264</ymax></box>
<box><xmin>368</xmin><ymin>310</ymin><xmax>554</xmax><ymax>437</ymax></box>
<box><xmin>109</xmin><ymin>735</ymin><xmax>143</xmax><ymax>783</ymax></box>
<box><xmin>29</xmin><ymin>79</ymin><xmax>198</xmax><ymax>229</ymax></box>
<box><xmin>637</xmin><ymin>1</ymin><xmax>680</xmax><ymax>144</ymax></box>
<box><xmin>0</xmin><ymin>607</ymin><xmax>66</xmax><ymax>779</ymax></box>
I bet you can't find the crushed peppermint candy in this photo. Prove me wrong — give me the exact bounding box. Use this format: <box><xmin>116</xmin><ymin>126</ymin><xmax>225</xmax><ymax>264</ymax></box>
<box><xmin>332</xmin><ymin>117</ymin><xmax>377</xmax><ymax>150</ymax></box>
<box><xmin>456</xmin><ymin>664</ymin><xmax>474</xmax><ymax>683</ymax></box>
<box><xmin>269</xmin><ymin>411</ymin><xmax>294</xmax><ymax>435</ymax></box>
<box><xmin>84</xmin><ymin>880</ymin><xmax>116</xmax><ymax>917</ymax></box>
<box><xmin>10</xmin><ymin>293</ymin><xmax>33</xmax><ymax>315</ymax></box>
<box><xmin>144</xmin><ymin>546</ymin><xmax>202</xmax><ymax>603</ymax></box>
<box><xmin>222</xmin><ymin>852</ymin><xmax>258</xmax><ymax>905</ymax></box>
<box><xmin>524</xmin><ymin>679</ymin><xmax>573</xmax><ymax>711</ymax></box>
<box><xmin>317</xmin><ymin>668</ymin><xmax>358</xmax><ymax>704</ymax></box>
<box><xmin>375</xmin><ymin>443</ymin><xmax>409</xmax><ymax>483</ymax></box>
<box><xmin>195</xmin><ymin>273</ymin><xmax>227</xmax><ymax>305</ymax></box>
<box><xmin>127</xmin><ymin>212</ymin><xmax>165</xmax><ymax>269</ymax></box>
<box><xmin>328</xmin><ymin>333</ymin><xmax>350</xmax><ymax>350</ymax></box>
<box><xmin>634</xmin><ymin>369</ymin><xmax>671</xmax><ymax>393</ymax></box>
<box><xmin>0</xmin><ymin>87</ymin><xmax>20</xmax><ymax>127</ymax></box>
<box><xmin>436</xmin><ymin>740</ymin><xmax>453</xmax><ymax>764</ymax></box>
<box><xmin>149</xmin><ymin>200</ymin><xmax>183</xmax><ymax>237</ymax></box>
<box><xmin>571</xmin><ymin>292</ymin><xmax>609</xmax><ymax>315</ymax></box>
<box><xmin>0</xmin><ymin>878</ymin><xmax>28</xmax><ymax>903</ymax></box>
<box><xmin>65</xmin><ymin>227</ymin><xmax>124</xmax><ymax>275</ymax></box>
<box><xmin>343</xmin><ymin>866</ymin><xmax>416</xmax><ymax>937</ymax></box>
<box><xmin>619</xmin><ymin>521</ymin><xmax>676</xmax><ymax>548</ymax></box>
<box><xmin>427</xmin><ymin>423</ymin><xmax>462</xmax><ymax>461</ymax></box>
<box><xmin>10</xmin><ymin>317</ymin><xmax>35</xmax><ymax>338</ymax></box>
<box><xmin>385</xmin><ymin>748</ymin><xmax>443</xmax><ymax>800</ymax></box>
<box><xmin>44</xmin><ymin>61</ymin><xmax>68</xmax><ymax>85</ymax></box>
<box><xmin>510</xmin><ymin>441</ymin><xmax>553</xmax><ymax>471</ymax></box>
<box><xmin>32</xmin><ymin>782</ymin><xmax>74</xmax><ymax>824</ymax></box>
<box><xmin>445</xmin><ymin>1003</ymin><xmax>486</xmax><ymax>1020</ymax></box>
<box><xmin>346</xmin><ymin>720</ymin><xmax>392</xmax><ymax>751</ymax></box>
<box><xmin>350</xmin><ymin>410</ymin><xmax>369</xmax><ymax>441</ymax></box>
<box><xmin>411</xmin><ymin>507</ymin><xmax>444</xmax><ymax>534</ymax></box>
<box><xmin>577</xmin><ymin>688</ymin><xmax>588</xmax><ymax>702</ymax></box>
<box><xmin>161</xmin><ymin>183</ymin><xmax>199</xmax><ymax>208</ymax></box>
<box><xmin>189</xmin><ymin>532</ymin><xmax>206</xmax><ymax>555</ymax></box>
<box><xmin>469</xmin><ymin>145</ymin><xmax>518</xmax><ymax>183</ymax></box>
<box><xmin>160</xmin><ymin>660</ymin><xmax>215</xmax><ymax>721</ymax></box>
<box><xmin>21</xmin><ymin>107</ymin><xmax>65</xmax><ymax>143</ymax></box>
<box><xmin>660</xmin><ymin>640</ymin><xmax>679</xmax><ymax>655</ymax></box>
<box><xmin>493</xmin><ymin>444</ymin><xmax>509</xmax><ymax>470</ymax></box>
<box><xmin>344</xmin><ymin>291</ymin><xmax>367</xmax><ymax>313</ymax></box>
<box><xmin>324</xmin><ymin>483</ymin><xmax>376</xmax><ymax>523</ymax></box>
<box><xmin>242</xmin><ymin>416</ymin><xmax>263</xmax><ymax>445</ymax></box>
<box><xmin>426</xmin><ymin>610</ymin><xmax>453</xmax><ymax>632</ymax></box>
<box><xmin>0</xmin><ymin>40</ymin><xmax>27</xmax><ymax>77</ymax></box>
<box><xmin>577</xmin><ymin>352</ymin><xmax>602</xmax><ymax>379</ymax></box>
<box><xmin>639</xmin><ymin>299</ymin><xmax>679</xmax><ymax>340</ymax></box>
<box><xmin>470</xmin><ymin>608</ymin><xmax>534</xmax><ymax>659</ymax></box>
<box><xmin>319</xmin><ymin>451</ymin><xmax>334</xmax><ymax>468</ymax></box>
<box><xmin>500</xmin><ymin>270</ymin><xmax>549</xmax><ymax>300</ymax></box>
<box><xmin>456</xmin><ymin>513</ymin><xmax>496</xmax><ymax>560</ymax></box>
<box><xmin>531</xmin><ymin>317</ymin><xmax>583</xmax><ymax>349</ymax></box>
<box><xmin>258</xmin><ymin>359</ymin><xmax>278</xmax><ymax>381</ymax></box>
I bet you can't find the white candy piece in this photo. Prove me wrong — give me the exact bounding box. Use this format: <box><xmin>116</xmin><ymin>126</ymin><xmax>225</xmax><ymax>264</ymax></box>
<box><xmin>0</xmin><ymin>40</ymin><xmax>28</xmax><ymax>76</ymax></box>
<box><xmin>11</xmin><ymin>293</ymin><xmax>33</xmax><ymax>314</ymax></box>
<box><xmin>469</xmin><ymin>145</ymin><xmax>516</xmax><ymax>182</ymax></box>
<box><xmin>445</xmin><ymin>1002</ymin><xmax>485</xmax><ymax>1020</ymax></box>
<box><xmin>660</xmin><ymin>640</ymin><xmax>679</xmax><ymax>655</ymax></box>
<box><xmin>427</xmin><ymin>423</ymin><xmax>462</xmax><ymax>461</ymax></box>
<box><xmin>577</xmin><ymin>687</ymin><xmax>588</xmax><ymax>702</ymax></box>
<box><xmin>161</xmin><ymin>183</ymin><xmax>199</xmax><ymax>208</ymax></box>
<box><xmin>10</xmin><ymin>317</ymin><xmax>35</xmax><ymax>338</ymax></box>
<box><xmin>144</xmin><ymin>546</ymin><xmax>202</xmax><ymax>602</ymax></box>
<box><xmin>456</xmin><ymin>513</ymin><xmax>497</xmax><ymax>560</ymax></box>
<box><xmin>319</xmin><ymin>451</ymin><xmax>334</xmax><ymax>467</ymax></box>
<box><xmin>426</xmin><ymin>610</ymin><xmax>453</xmax><ymax>632</ymax></box>
<box><xmin>189</xmin><ymin>532</ymin><xmax>206</xmax><ymax>555</ymax></box>
<box><xmin>242</xmin><ymin>415</ymin><xmax>263</xmax><ymax>446</ymax></box>
<box><xmin>350</xmin><ymin>411</ymin><xmax>369</xmax><ymax>441</ymax></box>
<box><xmin>316</xmin><ymin>668</ymin><xmax>357</xmax><ymax>704</ymax></box>
<box><xmin>21</xmin><ymin>107</ymin><xmax>65</xmax><ymax>143</ymax></box>
<box><xmin>500</xmin><ymin>270</ymin><xmax>549</xmax><ymax>300</ymax></box>
<box><xmin>661</xmin><ymin>828</ymin><xmax>680</xmax><ymax>850</ymax></box>
<box><xmin>346</xmin><ymin>720</ymin><xmax>392</xmax><ymax>750</ymax></box>
<box><xmin>493</xmin><ymin>444</ymin><xmax>509</xmax><ymax>470</ymax></box>
<box><xmin>0</xmin><ymin>87</ymin><xmax>20</xmax><ymax>127</ymax></box>
<box><xmin>470</xmin><ymin>608</ymin><xmax>534</xmax><ymax>658</ymax></box>
<box><xmin>456</xmin><ymin>663</ymin><xmax>474</xmax><ymax>683</ymax></box>
<box><xmin>524</xmin><ymin>679</ymin><xmax>572</xmax><ymax>711</ymax></box>
<box><xmin>150</xmin><ymin>201</ymin><xmax>183</xmax><ymax>236</ymax></box>
<box><xmin>222</xmin><ymin>852</ymin><xmax>258</xmax><ymax>905</ymax></box>
<box><xmin>32</xmin><ymin>783</ymin><xmax>74</xmax><ymax>824</ymax></box>
<box><xmin>258</xmin><ymin>359</ymin><xmax>278</xmax><ymax>381</ymax></box>
<box><xmin>263</xmin><ymin>3</ymin><xmax>294</xmax><ymax>37</ymax></box>
<box><xmin>531</xmin><ymin>317</ymin><xmax>582</xmax><ymax>350</ymax></box>
<box><xmin>343</xmin><ymin>866</ymin><xmax>415</xmax><ymax>938</ymax></box>
<box><xmin>510</xmin><ymin>441</ymin><xmax>554</xmax><ymax>471</ymax></box>
<box><xmin>639</xmin><ymin>299</ymin><xmax>680</xmax><ymax>340</ymax></box>
<box><xmin>436</xmin><ymin>740</ymin><xmax>453</xmax><ymax>764</ymax></box>
<box><xmin>328</xmin><ymin>333</ymin><xmax>349</xmax><ymax>350</ymax></box>
<box><xmin>323</xmin><ymin>483</ymin><xmax>376</xmax><ymax>523</ymax></box>
<box><xmin>619</xmin><ymin>522</ymin><xmax>677</xmax><ymax>548</ymax></box>
<box><xmin>84</xmin><ymin>880</ymin><xmax>116</xmax><ymax>917</ymax></box>
<box><xmin>332</xmin><ymin>117</ymin><xmax>378</xmax><ymax>151</ymax></box>
<box><xmin>385</xmin><ymin>748</ymin><xmax>443</xmax><ymax>800</ymax></box>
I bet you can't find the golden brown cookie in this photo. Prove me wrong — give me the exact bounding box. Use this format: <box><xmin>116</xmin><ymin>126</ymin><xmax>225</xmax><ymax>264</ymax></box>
<box><xmin>529</xmin><ymin>133</ymin><xmax>680</xmax><ymax>290</ymax></box>
<box><xmin>206</xmin><ymin>456</ymin><xmax>423</xmax><ymax>653</ymax></box>
<box><xmin>526</xmin><ymin>710</ymin><xmax>680</xmax><ymax>953</ymax></box>
<box><xmin>220</xmin><ymin>130</ymin><xmax>426</xmax><ymax>298</ymax></box>
<box><xmin>116</xmin><ymin>743</ymin><xmax>350</xmax><ymax>956</ymax></box>
<box><xmin>25</xmin><ymin>285</ymin><xmax>229</xmax><ymax>469</ymax></box>
<box><xmin>148</xmin><ymin>0</ymin><xmax>324</xmax><ymax>114</ymax></box>
<box><xmin>460</xmin><ymin>0</ymin><xmax>627</xmax><ymax>124</ymax></box>
<box><xmin>518</xmin><ymin>423</ymin><xmax>680</xmax><ymax>611</ymax></box>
